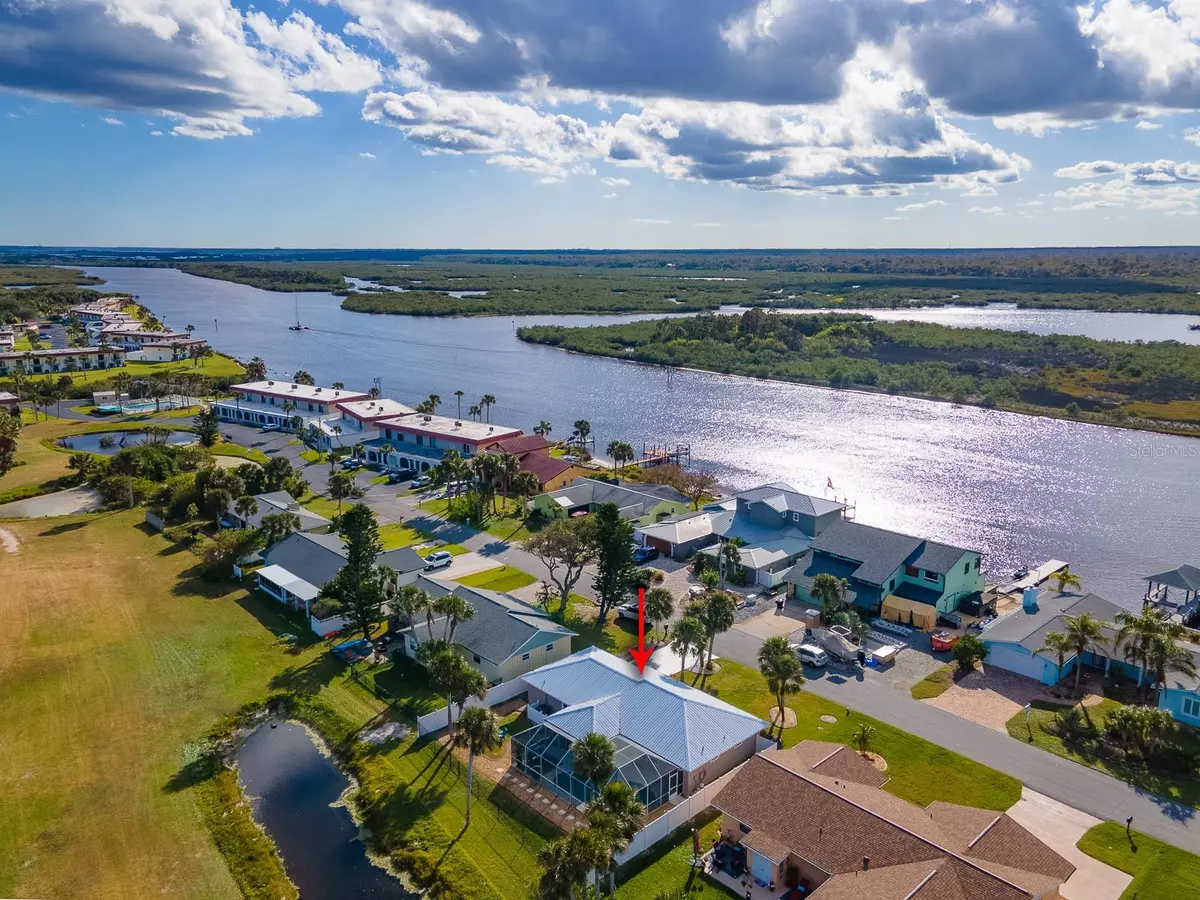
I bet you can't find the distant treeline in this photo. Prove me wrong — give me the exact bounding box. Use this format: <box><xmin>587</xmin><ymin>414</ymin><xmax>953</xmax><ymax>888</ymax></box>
<box><xmin>518</xmin><ymin>310</ymin><xmax>1200</xmax><ymax>435</ymax></box>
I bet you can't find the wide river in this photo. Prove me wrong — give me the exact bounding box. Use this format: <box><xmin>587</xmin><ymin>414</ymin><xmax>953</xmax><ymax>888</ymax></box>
<box><xmin>85</xmin><ymin>266</ymin><xmax>1200</xmax><ymax>607</ymax></box>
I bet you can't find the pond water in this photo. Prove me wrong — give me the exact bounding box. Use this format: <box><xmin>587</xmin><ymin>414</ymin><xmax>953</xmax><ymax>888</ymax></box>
<box><xmin>236</xmin><ymin>721</ymin><xmax>416</xmax><ymax>899</ymax></box>
<box><xmin>59</xmin><ymin>429</ymin><xmax>196</xmax><ymax>455</ymax></box>
<box><xmin>80</xmin><ymin>265</ymin><xmax>1200</xmax><ymax>606</ymax></box>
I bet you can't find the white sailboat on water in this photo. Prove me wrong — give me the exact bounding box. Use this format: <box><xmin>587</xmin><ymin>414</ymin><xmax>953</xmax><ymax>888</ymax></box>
<box><xmin>288</xmin><ymin>293</ymin><xmax>309</xmax><ymax>331</ymax></box>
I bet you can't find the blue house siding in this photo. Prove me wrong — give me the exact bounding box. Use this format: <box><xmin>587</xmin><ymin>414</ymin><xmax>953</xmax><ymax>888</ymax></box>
<box><xmin>1159</xmin><ymin>689</ymin><xmax>1200</xmax><ymax>728</ymax></box>
<box><xmin>983</xmin><ymin>640</ymin><xmax>1069</xmax><ymax>685</ymax></box>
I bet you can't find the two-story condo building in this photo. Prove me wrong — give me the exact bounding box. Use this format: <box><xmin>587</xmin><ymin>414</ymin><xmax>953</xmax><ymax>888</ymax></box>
<box><xmin>212</xmin><ymin>380</ymin><xmax>369</xmax><ymax>431</ymax></box>
<box><xmin>96</xmin><ymin>322</ymin><xmax>191</xmax><ymax>351</ymax></box>
<box><xmin>373</xmin><ymin>413</ymin><xmax>523</xmax><ymax>472</ymax></box>
<box><xmin>70</xmin><ymin>300</ymin><xmax>131</xmax><ymax>323</ymax></box>
<box><xmin>322</xmin><ymin>398</ymin><xmax>417</xmax><ymax>454</ymax></box>
<box><xmin>0</xmin><ymin>328</ymin><xmax>15</xmax><ymax>351</ymax></box>
<box><xmin>0</xmin><ymin>346</ymin><xmax>128</xmax><ymax>376</ymax></box>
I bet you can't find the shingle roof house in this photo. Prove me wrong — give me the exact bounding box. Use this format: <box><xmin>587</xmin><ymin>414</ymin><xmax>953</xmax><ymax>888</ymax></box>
<box><xmin>255</xmin><ymin>532</ymin><xmax>426</xmax><ymax>634</ymax></box>
<box><xmin>712</xmin><ymin>741</ymin><xmax>1074</xmax><ymax>899</ymax></box>
<box><xmin>225</xmin><ymin>491</ymin><xmax>330</xmax><ymax>533</ymax></box>
<box><xmin>784</xmin><ymin>520</ymin><xmax>983</xmax><ymax>620</ymax></box>
<box><xmin>398</xmin><ymin>575</ymin><xmax>576</xmax><ymax>685</ymax></box>
<box><xmin>512</xmin><ymin>647</ymin><xmax>767</xmax><ymax>811</ymax></box>
<box><xmin>533</xmin><ymin>477</ymin><xmax>690</xmax><ymax>524</ymax></box>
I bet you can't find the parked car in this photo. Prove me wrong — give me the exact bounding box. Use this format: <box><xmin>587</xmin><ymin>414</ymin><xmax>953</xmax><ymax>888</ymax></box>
<box><xmin>937</xmin><ymin>611</ymin><xmax>963</xmax><ymax>629</ymax></box>
<box><xmin>340</xmin><ymin>457</ymin><xmax>363</xmax><ymax>470</ymax></box>
<box><xmin>616</xmin><ymin>601</ymin><xmax>640</xmax><ymax>622</ymax></box>
<box><xmin>633</xmin><ymin>545</ymin><xmax>659</xmax><ymax>564</ymax></box>
<box><xmin>261</xmin><ymin>423</ymin><xmax>281</xmax><ymax>432</ymax></box>
<box><xmin>423</xmin><ymin>550</ymin><xmax>453</xmax><ymax>571</ymax></box>
<box><xmin>386</xmin><ymin>469</ymin><xmax>408</xmax><ymax>484</ymax></box>
<box><xmin>410</xmin><ymin>474</ymin><xmax>432</xmax><ymax>489</ymax></box>
<box><xmin>789</xmin><ymin>643</ymin><xmax>829</xmax><ymax>667</ymax></box>
<box><xmin>688</xmin><ymin>584</ymin><xmax>706</xmax><ymax>598</ymax></box>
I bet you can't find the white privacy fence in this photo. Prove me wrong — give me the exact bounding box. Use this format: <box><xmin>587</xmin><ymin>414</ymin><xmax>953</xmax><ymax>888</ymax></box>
<box><xmin>615</xmin><ymin>764</ymin><xmax>743</xmax><ymax>866</ymax></box>
<box><xmin>415</xmin><ymin>678</ymin><xmax>529</xmax><ymax>736</ymax></box>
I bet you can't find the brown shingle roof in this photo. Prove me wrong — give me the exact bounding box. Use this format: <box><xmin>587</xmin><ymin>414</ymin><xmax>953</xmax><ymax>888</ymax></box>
<box><xmin>809</xmin><ymin>860</ymin><xmax>941</xmax><ymax>900</ymax></box>
<box><xmin>712</xmin><ymin>743</ymin><xmax>1073</xmax><ymax>900</ymax></box>
<box><xmin>740</xmin><ymin>828</ymin><xmax>791</xmax><ymax>864</ymax></box>
<box><xmin>493</xmin><ymin>434</ymin><xmax>550</xmax><ymax>455</ymax></box>
<box><xmin>519</xmin><ymin>452</ymin><xmax>577</xmax><ymax>486</ymax></box>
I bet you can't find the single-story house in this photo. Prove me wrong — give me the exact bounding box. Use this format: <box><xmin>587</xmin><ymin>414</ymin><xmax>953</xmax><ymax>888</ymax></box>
<box><xmin>532</xmin><ymin>477</ymin><xmax>690</xmax><ymax>524</ymax></box>
<box><xmin>256</xmin><ymin>531</ymin><xmax>425</xmax><ymax>635</ymax></box>
<box><xmin>784</xmin><ymin>519</ymin><xmax>982</xmax><ymax>621</ymax></box>
<box><xmin>1159</xmin><ymin>649</ymin><xmax>1200</xmax><ymax>728</ymax></box>
<box><xmin>712</xmin><ymin>741</ymin><xmax>1074</xmax><ymax>899</ymax></box>
<box><xmin>511</xmin><ymin>646</ymin><xmax>767</xmax><ymax>811</ymax></box>
<box><xmin>980</xmin><ymin>589</ymin><xmax>1135</xmax><ymax>686</ymax></box>
<box><xmin>224</xmin><ymin>491</ymin><xmax>330</xmax><ymax>533</ymax></box>
<box><xmin>397</xmin><ymin>575</ymin><xmax>576</xmax><ymax>684</ymax></box>
<box><xmin>0</xmin><ymin>391</ymin><xmax>18</xmax><ymax>416</ymax></box>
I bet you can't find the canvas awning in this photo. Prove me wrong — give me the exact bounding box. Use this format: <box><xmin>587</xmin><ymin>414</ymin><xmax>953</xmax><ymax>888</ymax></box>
<box><xmin>881</xmin><ymin>594</ymin><xmax>938</xmax><ymax>631</ymax></box>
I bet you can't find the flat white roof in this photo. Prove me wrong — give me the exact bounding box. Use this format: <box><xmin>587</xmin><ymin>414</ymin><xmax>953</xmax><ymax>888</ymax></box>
<box><xmin>0</xmin><ymin>346</ymin><xmax>126</xmax><ymax>359</ymax></box>
<box><xmin>379</xmin><ymin>413</ymin><xmax>523</xmax><ymax>444</ymax></box>
<box><xmin>231</xmin><ymin>380</ymin><xmax>370</xmax><ymax>404</ymax></box>
<box><xmin>257</xmin><ymin>564</ymin><xmax>321</xmax><ymax>602</ymax></box>
<box><xmin>0</xmin><ymin>391</ymin><xmax>18</xmax><ymax>402</ymax></box>
<box><xmin>339</xmin><ymin>398</ymin><xmax>417</xmax><ymax>421</ymax></box>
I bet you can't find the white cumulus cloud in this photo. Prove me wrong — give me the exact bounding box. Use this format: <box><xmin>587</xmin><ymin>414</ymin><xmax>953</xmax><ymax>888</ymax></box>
<box><xmin>895</xmin><ymin>199</ymin><xmax>948</xmax><ymax>211</ymax></box>
<box><xmin>102</xmin><ymin>116</ymin><xmax>123</xmax><ymax>125</ymax></box>
<box><xmin>1055</xmin><ymin>157</ymin><xmax>1200</xmax><ymax>213</ymax></box>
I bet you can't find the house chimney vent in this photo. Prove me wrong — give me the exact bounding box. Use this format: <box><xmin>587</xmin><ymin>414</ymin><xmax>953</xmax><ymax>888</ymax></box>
<box><xmin>863</xmin><ymin>856</ymin><xmax>870</xmax><ymax>871</ymax></box>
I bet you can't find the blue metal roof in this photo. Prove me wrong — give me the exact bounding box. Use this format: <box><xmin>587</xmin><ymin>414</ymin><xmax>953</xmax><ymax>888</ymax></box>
<box><xmin>520</xmin><ymin>647</ymin><xmax>766</xmax><ymax>772</ymax></box>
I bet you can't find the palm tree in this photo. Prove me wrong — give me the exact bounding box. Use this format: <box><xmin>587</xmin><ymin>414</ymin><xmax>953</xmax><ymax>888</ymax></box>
<box><xmin>537</xmin><ymin>829</ymin><xmax>600</xmax><ymax>900</ymax></box>
<box><xmin>434</xmin><ymin>592</ymin><xmax>477</xmax><ymax>644</ymax></box>
<box><xmin>379</xmin><ymin>442</ymin><xmax>394</xmax><ymax>469</ymax></box>
<box><xmin>330</xmin><ymin>423</ymin><xmax>343</xmax><ymax>448</ymax></box>
<box><xmin>573</xmin><ymin>419</ymin><xmax>591</xmax><ymax>452</ymax></box>
<box><xmin>468</xmin><ymin>403</ymin><xmax>482</xmax><ymax>422</ymax></box>
<box><xmin>1116</xmin><ymin>609</ymin><xmax>1168</xmax><ymax>697</ymax></box>
<box><xmin>572</xmin><ymin>732</ymin><xmax>616</xmax><ymax>801</ymax></box>
<box><xmin>511</xmin><ymin>470</ymin><xmax>540</xmax><ymax>511</ymax></box>
<box><xmin>1147</xmin><ymin>633</ymin><xmax>1198</xmax><ymax>702</ymax></box>
<box><xmin>810</xmin><ymin>573</ymin><xmax>850</xmax><ymax>622</ymax></box>
<box><xmin>586</xmin><ymin>781</ymin><xmax>646</xmax><ymax>897</ymax></box>
<box><xmin>698</xmin><ymin>591</ymin><xmax>736</xmax><ymax>684</ymax></box>
<box><xmin>1062</xmin><ymin>612</ymin><xmax>1108</xmax><ymax>694</ymax></box>
<box><xmin>453</xmin><ymin>707</ymin><xmax>502</xmax><ymax>825</ymax></box>
<box><xmin>328</xmin><ymin>470</ymin><xmax>356</xmax><ymax>514</ymax></box>
<box><xmin>1037</xmin><ymin>631</ymin><xmax>1075</xmax><ymax>689</ymax></box>
<box><xmin>672</xmin><ymin>615</ymin><xmax>706</xmax><ymax>682</ymax></box>
<box><xmin>481</xmin><ymin>394</ymin><xmax>496</xmax><ymax>423</ymax></box>
<box><xmin>454</xmin><ymin>389</ymin><xmax>465</xmax><ymax>418</ymax></box>
<box><xmin>331</xmin><ymin>381</ymin><xmax>345</xmax><ymax>390</ymax></box>
<box><xmin>534</xmin><ymin>420</ymin><xmax>552</xmax><ymax>437</ymax></box>
<box><xmin>246</xmin><ymin>356</ymin><xmax>267</xmax><ymax>381</ymax></box>
<box><xmin>392</xmin><ymin>583</ymin><xmax>433</xmax><ymax>639</ymax></box>
<box><xmin>448</xmin><ymin>662</ymin><xmax>488</xmax><ymax>732</ymax></box>
<box><xmin>718</xmin><ymin>537</ymin><xmax>744</xmax><ymax>589</ymax></box>
<box><xmin>851</xmin><ymin>723</ymin><xmax>877</xmax><ymax>756</ymax></box>
<box><xmin>497</xmin><ymin>452</ymin><xmax>520</xmax><ymax>507</ymax></box>
<box><xmin>1052</xmin><ymin>566</ymin><xmax>1083</xmax><ymax>594</ymax></box>
<box><xmin>293</xmin><ymin>370</ymin><xmax>315</xmax><ymax>386</ymax></box>
<box><xmin>758</xmin><ymin>635</ymin><xmax>804</xmax><ymax>735</ymax></box>
<box><xmin>352</xmin><ymin>441</ymin><xmax>365</xmax><ymax>461</ymax></box>
<box><xmin>234</xmin><ymin>494</ymin><xmax>259</xmax><ymax>525</ymax></box>
<box><xmin>643</xmin><ymin>588</ymin><xmax>675</xmax><ymax>643</ymax></box>
<box><xmin>281</xmin><ymin>400</ymin><xmax>295</xmax><ymax>425</ymax></box>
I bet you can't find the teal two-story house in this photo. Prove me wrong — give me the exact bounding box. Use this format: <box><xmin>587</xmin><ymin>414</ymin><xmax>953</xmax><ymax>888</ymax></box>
<box><xmin>783</xmin><ymin>519</ymin><xmax>983</xmax><ymax>619</ymax></box>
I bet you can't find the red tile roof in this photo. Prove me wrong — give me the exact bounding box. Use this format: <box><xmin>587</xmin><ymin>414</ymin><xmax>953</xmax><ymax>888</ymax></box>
<box><xmin>493</xmin><ymin>434</ymin><xmax>551</xmax><ymax>455</ymax></box>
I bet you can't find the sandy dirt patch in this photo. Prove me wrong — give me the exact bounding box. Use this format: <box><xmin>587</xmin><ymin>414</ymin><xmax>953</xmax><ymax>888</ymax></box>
<box><xmin>768</xmin><ymin>706</ymin><xmax>798</xmax><ymax>729</ymax></box>
<box><xmin>0</xmin><ymin>527</ymin><xmax>19</xmax><ymax>553</ymax></box>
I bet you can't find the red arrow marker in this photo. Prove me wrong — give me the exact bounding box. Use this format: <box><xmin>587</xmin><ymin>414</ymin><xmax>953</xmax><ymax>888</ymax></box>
<box><xmin>629</xmin><ymin>586</ymin><xmax>653</xmax><ymax>674</ymax></box>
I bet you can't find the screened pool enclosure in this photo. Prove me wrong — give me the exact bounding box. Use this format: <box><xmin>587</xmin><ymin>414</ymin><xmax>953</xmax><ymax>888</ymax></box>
<box><xmin>511</xmin><ymin>724</ymin><xmax>683</xmax><ymax>810</ymax></box>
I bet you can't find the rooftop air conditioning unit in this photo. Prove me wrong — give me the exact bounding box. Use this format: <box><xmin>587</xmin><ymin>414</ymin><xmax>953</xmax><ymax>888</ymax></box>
<box><xmin>267</xmin><ymin>380</ymin><xmax>275</xmax><ymax>386</ymax></box>
<box><xmin>455</xmin><ymin>420</ymin><xmax>462</xmax><ymax>426</ymax></box>
<box><xmin>315</xmin><ymin>387</ymin><xmax>322</xmax><ymax>393</ymax></box>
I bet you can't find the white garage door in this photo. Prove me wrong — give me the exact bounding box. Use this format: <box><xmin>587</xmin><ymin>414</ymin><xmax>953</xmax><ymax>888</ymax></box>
<box><xmin>986</xmin><ymin>644</ymin><xmax>1046</xmax><ymax>681</ymax></box>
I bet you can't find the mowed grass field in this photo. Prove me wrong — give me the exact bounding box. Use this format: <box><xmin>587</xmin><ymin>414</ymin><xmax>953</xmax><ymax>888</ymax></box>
<box><xmin>0</xmin><ymin>510</ymin><xmax>554</xmax><ymax>900</ymax></box>
<box><xmin>0</xmin><ymin>511</ymin><xmax>380</xmax><ymax>899</ymax></box>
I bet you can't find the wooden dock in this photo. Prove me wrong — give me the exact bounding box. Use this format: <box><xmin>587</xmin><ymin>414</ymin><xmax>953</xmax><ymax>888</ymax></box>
<box><xmin>633</xmin><ymin>442</ymin><xmax>692</xmax><ymax>469</ymax></box>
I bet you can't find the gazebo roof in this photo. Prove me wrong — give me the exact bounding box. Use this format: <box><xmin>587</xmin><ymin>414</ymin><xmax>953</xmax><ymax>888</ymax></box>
<box><xmin>1145</xmin><ymin>565</ymin><xmax>1200</xmax><ymax>592</ymax></box>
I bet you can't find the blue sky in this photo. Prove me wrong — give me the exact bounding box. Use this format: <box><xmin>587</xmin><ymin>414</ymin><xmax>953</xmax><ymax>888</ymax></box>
<box><xmin>2</xmin><ymin>0</ymin><xmax>1199</xmax><ymax>249</ymax></box>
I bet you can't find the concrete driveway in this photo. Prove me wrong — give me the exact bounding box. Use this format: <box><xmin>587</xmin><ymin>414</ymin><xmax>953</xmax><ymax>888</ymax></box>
<box><xmin>925</xmin><ymin>668</ymin><xmax>1102</xmax><ymax>733</ymax></box>
<box><xmin>428</xmin><ymin>551</ymin><xmax>504</xmax><ymax>581</ymax></box>
<box><xmin>0</xmin><ymin>486</ymin><xmax>103</xmax><ymax>518</ymax></box>
<box><xmin>1006</xmin><ymin>788</ymin><xmax>1132</xmax><ymax>900</ymax></box>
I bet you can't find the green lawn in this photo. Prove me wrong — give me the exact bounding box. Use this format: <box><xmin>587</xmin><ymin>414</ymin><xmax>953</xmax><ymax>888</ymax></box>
<box><xmin>1005</xmin><ymin>698</ymin><xmax>1200</xmax><ymax>808</ymax></box>
<box><xmin>455</xmin><ymin>565</ymin><xmax>537</xmax><ymax>592</ymax></box>
<box><xmin>419</xmin><ymin>496</ymin><xmax>536</xmax><ymax>542</ymax></box>
<box><xmin>209</xmin><ymin>441</ymin><xmax>268</xmax><ymax>464</ymax></box>
<box><xmin>377</xmin><ymin>521</ymin><xmax>430</xmax><ymax>550</ymax></box>
<box><xmin>1077</xmin><ymin>822</ymin><xmax>1200</xmax><ymax>900</ymax></box>
<box><xmin>911</xmin><ymin>664</ymin><xmax>954</xmax><ymax>700</ymax></box>
<box><xmin>701</xmin><ymin>659</ymin><xmax>1020</xmax><ymax>811</ymax></box>
<box><xmin>614</xmin><ymin>811</ymin><xmax>735</xmax><ymax>899</ymax></box>
<box><xmin>567</xmin><ymin>598</ymin><xmax>639</xmax><ymax>655</ymax></box>
<box><xmin>0</xmin><ymin>510</ymin><xmax>553</xmax><ymax>900</ymax></box>
<box><xmin>21</xmin><ymin>353</ymin><xmax>244</xmax><ymax>385</ymax></box>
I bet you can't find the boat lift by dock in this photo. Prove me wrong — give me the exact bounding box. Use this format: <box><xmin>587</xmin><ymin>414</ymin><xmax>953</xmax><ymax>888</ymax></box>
<box><xmin>632</xmin><ymin>442</ymin><xmax>692</xmax><ymax>469</ymax></box>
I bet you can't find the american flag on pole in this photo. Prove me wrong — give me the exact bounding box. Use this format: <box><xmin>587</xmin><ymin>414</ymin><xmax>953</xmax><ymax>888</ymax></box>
<box><xmin>827</xmin><ymin>477</ymin><xmax>835</xmax><ymax>491</ymax></box>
